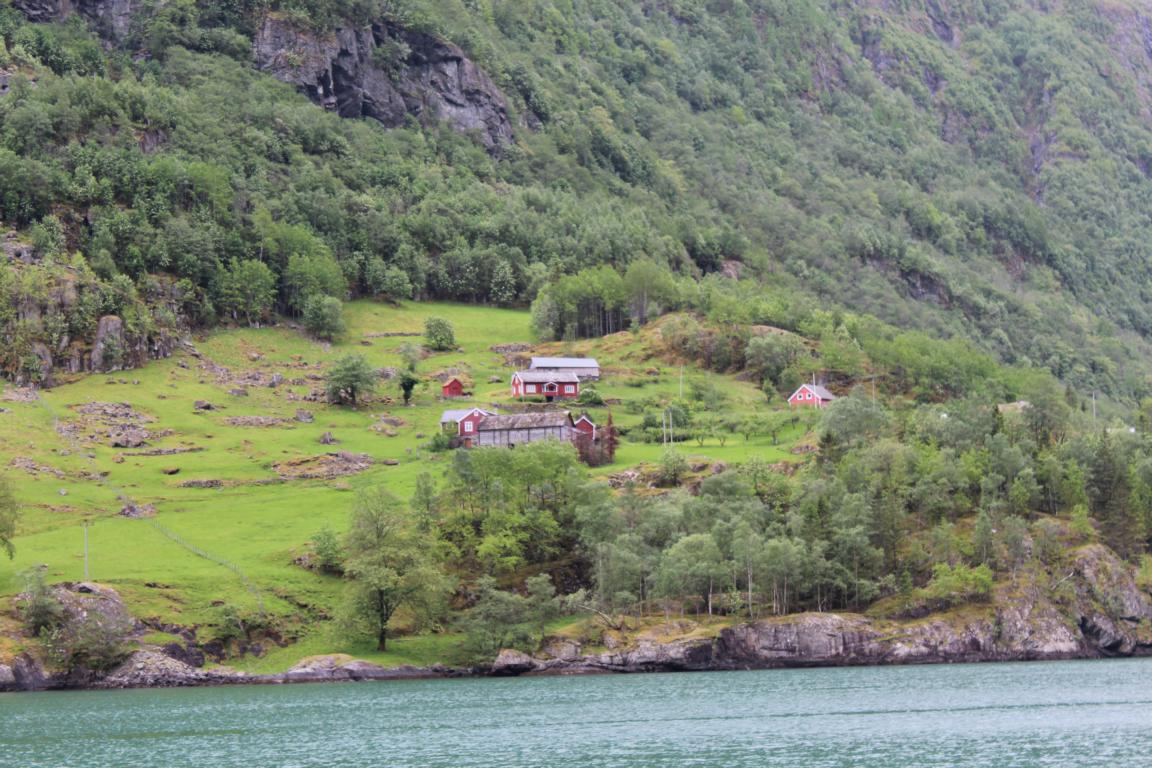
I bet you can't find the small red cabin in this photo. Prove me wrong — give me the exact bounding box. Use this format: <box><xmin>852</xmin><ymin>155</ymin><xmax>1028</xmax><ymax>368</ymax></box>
<box><xmin>442</xmin><ymin>377</ymin><xmax>465</xmax><ymax>398</ymax></box>
<box><xmin>511</xmin><ymin>371</ymin><xmax>580</xmax><ymax>401</ymax></box>
<box><xmin>572</xmin><ymin>414</ymin><xmax>597</xmax><ymax>438</ymax></box>
<box><xmin>788</xmin><ymin>383</ymin><xmax>836</xmax><ymax>408</ymax></box>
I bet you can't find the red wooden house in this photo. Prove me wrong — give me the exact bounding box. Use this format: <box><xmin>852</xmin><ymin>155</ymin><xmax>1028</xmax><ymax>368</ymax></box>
<box><xmin>788</xmin><ymin>383</ymin><xmax>836</xmax><ymax>408</ymax></box>
<box><xmin>441</xmin><ymin>377</ymin><xmax>466</xmax><ymax>398</ymax></box>
<box><xmin>511</xmin><ymin>371</ymin><xmax>580</xmax><ymax>401</ymax></box>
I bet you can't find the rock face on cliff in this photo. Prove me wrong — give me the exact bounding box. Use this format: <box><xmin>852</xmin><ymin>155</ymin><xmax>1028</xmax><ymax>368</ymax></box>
<box><xmin>11</xmin><ymin>0</ymin><xmax>135</xmax><ymax>41</ymax></box>
<box><xmin>253</xmin><ymin>17</ymin><xmax>514</xmax><ymax>153</ymax></box>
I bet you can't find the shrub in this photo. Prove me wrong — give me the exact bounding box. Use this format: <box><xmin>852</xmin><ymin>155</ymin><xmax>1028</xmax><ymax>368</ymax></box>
<box><xmin>923</xmin><ymin>563</ymin><xmax>994</xmax><ymax>609</ymax></box>
<box><xmin>18</xmin><ymin>568</ymin><xmax>63</xmax><ymax>636</ymax></box>
<box><xmin>303</xmin><ymin>294</ymin><xmax>346</xmax><ymax>340</ymax></box>
<box><xmin>312</xmin><ymin>525</ymin><xmax>344</xmax><ymax>575</ymax></box>
<box><xmin>43</xmin><ymin>603</ymin><xmax>133</xmax><ymax>672</ymax></box>
<box><xmin>424</xmin><ymin>317</ymin><xmax>456</xmax><ymax>351</ymax></box>
<box><xmin>577</xmin><ymin>387</ymin><xmax>604</xmax><ymax>406</ymax></box>
<box><xmin>326</xmin><ymin>354</ymin><xmax>377</xmax><ymax>406</ymax></box>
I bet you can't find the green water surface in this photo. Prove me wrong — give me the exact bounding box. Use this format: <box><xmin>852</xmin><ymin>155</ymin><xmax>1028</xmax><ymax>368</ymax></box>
<box><xmin>3</xmin><ymin>659</ymin><xmax>1152</xmax><ymax>767</ymax></box>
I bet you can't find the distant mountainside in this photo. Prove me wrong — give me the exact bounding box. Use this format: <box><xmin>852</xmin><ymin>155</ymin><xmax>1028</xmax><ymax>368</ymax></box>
<box><xmin>3</xmin><ymin>0</ymin><xmax>1152</xmax><ymax>400</ymax></box>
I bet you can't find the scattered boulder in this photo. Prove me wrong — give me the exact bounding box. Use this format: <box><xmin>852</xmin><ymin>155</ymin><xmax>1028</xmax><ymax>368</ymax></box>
<box><xmin>228</xmin><ymin>388</ymin><xmax>248</xmax><ymax>397</ymax></box>
<box><xmin>119</xmin><ymin>502</ymin><xmax>156</xmax><ymax>518</ymax></box>
<box><xmin>488</xmin><ymin>375</ymin><xmax>502</xmax><ymax>383</ymax></box>
<box><xmin>490</xmin><ymin>649</ymin><xmax>540</xmax><ymax>676</ymax></box>
<box><xmin>193</xmin><ymin>400</ymin><xmax>214</xmax><ymax>411</ymax></box>
<box><xmin>274</xmin><ymin>452</ymin><xmax>373</xmax><ymax>480</ymax></box>
<box><xmin>179</xmin><ymin>479</ymin><xmax>223</xmax><ymax>489</ymax></box>
<box><xmin>382</xmin><ymin>458</ymin><xmax>400</xmax><ymax>466</ymax></box>
<box><xmin>224</xmin><ymin>416</ymin><xmax>291</xmax><ymax>427</ymax></box>
<box><xmin>295</xmin><ymin>409</ymin><xmax>314</xmax><ymax>423</ymax></box>
<box><xmin>268</xmin><ymin>373</ymin><xmax>284</xmax><ymax>388</ymax></box>
<box><xmin>319</xmin><ymin>431</ymin><xmax>338</xmax><ymax>445</ymax></box>
<box><xmin>162</xmin><ymin>467</ymin><xmax>180</xmax><ymax>475</ymax></box>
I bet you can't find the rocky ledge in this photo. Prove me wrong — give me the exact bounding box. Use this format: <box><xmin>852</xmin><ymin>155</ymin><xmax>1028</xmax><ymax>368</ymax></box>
<box><xmin>490</xmin><ymin>544</ymin><xmax>1152</xmax><ymax>676</ymax></box>
<box><xmin>4</xmin><ymin>544</ymin><xmax>1151</xmax><ymax>692</ymax></box>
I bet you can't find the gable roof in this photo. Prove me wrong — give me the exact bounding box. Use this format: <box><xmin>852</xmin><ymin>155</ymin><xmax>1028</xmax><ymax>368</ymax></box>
<box><xmin>476</xmin><ymin>411</ymin><xmax>573</xmax><ymax>431</ymax></box>
<box><xmin>794</xmin><ymin>384</ymin><xmax>836</xmax><ymax>401</ymax></box>
<box><xmin>530</xmin><ymin>357</ymin><xmax>600</xmax><ymax>369</ymax></box>
<box><xmin>512</xmin><ymin>370</ymin><xmax>580</xmax><ymax>384</ymax></box>
<box><xmin>440</xmin><ymin>408</ymin><xmax>494</xmax><ymax>424</ymax></box>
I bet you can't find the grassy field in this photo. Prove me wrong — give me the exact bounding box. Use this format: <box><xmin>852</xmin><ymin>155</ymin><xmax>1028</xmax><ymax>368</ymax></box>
<box><xmin>0</xmin><ymin>301</ymin><xmax>811</xmax><ymax>670</ymax></box>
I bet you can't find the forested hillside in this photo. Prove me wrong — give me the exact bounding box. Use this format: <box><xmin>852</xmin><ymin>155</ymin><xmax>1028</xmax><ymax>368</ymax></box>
<box><xmin>3</xmin><ymin>0</ymin><xmax>1152</xmax><ymax>402</ymax></box>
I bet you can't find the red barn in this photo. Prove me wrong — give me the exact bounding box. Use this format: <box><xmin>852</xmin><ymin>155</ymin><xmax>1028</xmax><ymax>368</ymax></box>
<box><xmin>788</xmin><ymin>383</ymin><xmax>836</xmax><ymax>408</ymax></box>
<box><xmin>441</xmin><ymin>377</ymin><xmax>465</xmax><ymax>398</ymax></box>
<box><xmin>572</xmin><ymin>414</ymin><xmax>597</xmax><ymax>438</ymax></box>
<box><xmin>511</xmin><ymin>371</ymin><xmax>580</xmax><ymax>401</ymax></box>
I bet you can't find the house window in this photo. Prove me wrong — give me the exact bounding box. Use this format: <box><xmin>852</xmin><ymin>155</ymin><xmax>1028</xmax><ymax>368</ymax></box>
<box><xmin>564</xmin><ymin>385</ymin><xmax>574</xmax><ymax>393</ymax></box>
<box><xmin>526</xmin><ymin>384</ymin><xmax>537</xmax><ymax>393</ymax></box>
<box><xmin>464</xmin><ymin>421</ymin><xmax>474</xmax><ymax>433</ymax></box>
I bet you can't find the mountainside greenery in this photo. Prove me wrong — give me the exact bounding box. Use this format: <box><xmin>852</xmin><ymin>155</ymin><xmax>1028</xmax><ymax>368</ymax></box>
<box><xmin>3</xmin><ymin>0</ymin><xmax>1152</xmax><ymax>402</ymax></box>
<box><xmin>7</xmin><ymin>0</ymin><xmax>1152</xmax><ymax>672</ymax></box>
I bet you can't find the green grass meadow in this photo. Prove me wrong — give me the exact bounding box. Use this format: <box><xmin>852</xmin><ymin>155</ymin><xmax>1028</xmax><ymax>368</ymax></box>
<box><xmin>0</xmin><ymin>301</ymin><xmax>808</xmax><ymax>669</ymax></box>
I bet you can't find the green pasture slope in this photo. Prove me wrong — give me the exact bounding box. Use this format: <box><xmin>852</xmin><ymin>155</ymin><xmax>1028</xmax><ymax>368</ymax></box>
<box><xmin>0</xmin><ymin>302</ymin><xmax>803</xmax><ymax>669</ymax></box>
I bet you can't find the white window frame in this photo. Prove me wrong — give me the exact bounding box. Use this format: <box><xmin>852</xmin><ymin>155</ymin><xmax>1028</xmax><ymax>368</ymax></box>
<box><xmin>464</xmin><ymin>421</ymin><xmax>474</xmax><ymax>433</ymax></box>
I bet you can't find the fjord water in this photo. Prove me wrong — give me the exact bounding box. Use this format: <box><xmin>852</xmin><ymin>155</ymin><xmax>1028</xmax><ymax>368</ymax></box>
<box><xmin>4</xmin><ymin>659</ymin><xmax>1152</xmax><ymax>767</ymax></box>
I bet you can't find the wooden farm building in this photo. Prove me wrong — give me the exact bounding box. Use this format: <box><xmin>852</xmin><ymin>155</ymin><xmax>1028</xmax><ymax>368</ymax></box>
<box><xmin>788</xmin><ymin>383</ymin><xmax>836</xmax><ymax>409</ymax></box>
<box><xmin>440</xmin><ymin>408</ymin><xmax>596</xmax><ymax>449</ymax></box>
<box><xmin>441</xmin><ymin>377</ymin><xmax>466</xmax><ymax>398</ymax></box>
<box><xmin>529</xmin><ymin>357</ymin><xmax>601</xmax><ymax>381</ymax></box>
<box><xmin>511</xmin><ymin>370</ymin><xmax>580</xmax><ymax>401</ymax></box>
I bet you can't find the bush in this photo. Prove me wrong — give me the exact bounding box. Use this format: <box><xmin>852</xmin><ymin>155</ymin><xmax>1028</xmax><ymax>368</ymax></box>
<box><xmin>426</xmin><ymin>432</ymin><xmax>453</xmax><ymax>452</ymax></box>
<box><xmin>577</xmin><ymin>387</ymin><xmax>604</xmax><ymax>406</ymax></box>
<box><xmin>326</xmin><ymin>354</ymin><xmax>377</xmax><ymax>406</ymax></box>
<box><xmin>657</xmin><ymin>449</ymin><xmax>688</xmax><ymax>486</ymax></box>
<box><xmin>17</xmin><ymin>568</ymin><xmax>63</xmax><ymax>636</ymax></box>
<box><xmin>312</xmin><ymin>525</ymin><xmax>344</xmax><ymax>575</ymax></box>
<box><xmin>923</xmin><ymin>563</ymin><xmax>994</xmax><ymax>609</ymax></box>
<box><xmin>303</xmin><ymin>295</ymin><xmax>346</xmax><ymax>340</ymax></box>
<box><xmin>424</xmin><ymin>317</ymin><xmax>456</xmax><ymax>351</ymax></box>
<box><xmin>43</xmin><ymin>603</ymin><xmax>133</xmax><ymax>672</ymax></box>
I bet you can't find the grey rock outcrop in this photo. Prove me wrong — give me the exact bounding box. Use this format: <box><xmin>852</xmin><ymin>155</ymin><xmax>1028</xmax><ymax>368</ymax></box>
<box><xmin>90</xmin><ymin>316</ymin><xmax>125</xmax><ymax>372</ymax></box>
<box><xmin>253</xmin><ymin>16</ymin><xmax>513</xmax><ymax>153</ymax></box>
<box><xmin>11</xmin><ymin>0</ymin><xmax>136</xmax><ymax>41</ymax></box>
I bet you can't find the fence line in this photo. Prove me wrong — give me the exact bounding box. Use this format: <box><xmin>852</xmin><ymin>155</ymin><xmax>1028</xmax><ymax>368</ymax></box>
<box><xmin>143</xmin><ymin>519</ymin><xmax>266</xmax><ymax>613</ymax></box>
<box><xmin>26</xmin><ymin>386</ymin><xmax>266</xmax><ymax>615</ymax></box>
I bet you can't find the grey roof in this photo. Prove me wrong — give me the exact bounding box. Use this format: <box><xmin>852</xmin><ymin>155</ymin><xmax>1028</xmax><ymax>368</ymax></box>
<box><xmin>476</xmin><ymin>412</ymin><xmax>573</xmax><ymax>431</ymax></box>
<box><xmin>512</xmin><ymin>370</ymin><xmax>580</xmax><ymax>384</ymax></box>
<box><xmin>799</xmin><ymin>384</ymin><xmax>836</xmax><ymax>400</ymax></box>
<box><xmin>530</xmin><ymin>357</ymin><xmax>600</xmax><ymax>369</ymax></box>
<box><xmin>440</xmin><ymin>408</ymin><xmax>494</xmax><ymax>424</ymax></box>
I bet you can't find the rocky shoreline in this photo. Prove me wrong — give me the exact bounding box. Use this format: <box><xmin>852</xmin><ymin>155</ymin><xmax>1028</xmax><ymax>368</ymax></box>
<box><xmin>3</xmin><ymin>543</ymin><xmax>1151</xmax><ymax>693</ymax></box>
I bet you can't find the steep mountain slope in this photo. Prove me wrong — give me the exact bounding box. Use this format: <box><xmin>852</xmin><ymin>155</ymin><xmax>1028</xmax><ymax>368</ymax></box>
<box><xmin>3</xmin><ymin>0</ymin><xmax>1152</xmax><ymax>401</ymax></box>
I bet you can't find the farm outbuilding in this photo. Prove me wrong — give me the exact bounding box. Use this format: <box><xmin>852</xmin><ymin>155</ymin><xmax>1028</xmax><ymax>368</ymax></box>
<box><xmin>441</xmin><ymin>377</ymin><xmax>466</xmax><ymax>398</ymax></box>
<box><xmin>439</xmin><ymin>408</ymin><xmax>598</xmax><ymax>450</ymax></box>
